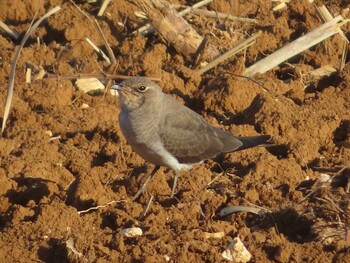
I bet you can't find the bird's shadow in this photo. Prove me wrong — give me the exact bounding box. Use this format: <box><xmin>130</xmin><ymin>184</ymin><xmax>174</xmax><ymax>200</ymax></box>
<box><xmin>246</xmin><ymin>207</ymin><xmax>316</xmax><ymax>242</ymax></box>
<box><xmin>109</xmin><ymin>165</ymin><xmax>149</xmax><ymax>194</ymax></box>
<box><xmin>211</xmin><ymin>94</ymin><xmax>266</xmax><ymax>127</ymax></box>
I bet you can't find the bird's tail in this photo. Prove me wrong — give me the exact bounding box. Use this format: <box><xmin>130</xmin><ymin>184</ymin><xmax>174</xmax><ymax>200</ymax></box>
<box><xmin>235</xmin><ymin>135</ymin><xmax>271</xmax><ymax>151</ymax></box>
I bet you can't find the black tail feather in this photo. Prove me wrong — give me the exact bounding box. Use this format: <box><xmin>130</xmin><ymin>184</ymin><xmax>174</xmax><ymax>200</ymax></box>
<box><xmin>235</xmin><ymin>135</ymin><xmax>271</xmax><ymax>151</ymax></box>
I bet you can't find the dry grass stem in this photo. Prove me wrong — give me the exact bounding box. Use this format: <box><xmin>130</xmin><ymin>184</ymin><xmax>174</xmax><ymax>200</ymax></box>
<box><xmin>64</xmin><ymin>178</ymin><xmax>77</xmax><ymax>192</ymax></box>
<box><xmin>97</xmin><ymin>0</ymin><xmax>111</xmax><ymax>17</ymax></box>
<box><xmin>25</xmin><ymin>68</ymin><xmax>32</xmax><ymax>83</ymax></box>
<box><xmin>203</xmin><ymin>231</ymin><xmax>225</xmax><ymax>239</ymax></box>
<box><xmin>94</xmin><ymin>19</ymin><xmax>116</xmax><ymax>65</ymax></box>
<box><xmin>69</xmin><ymin>0</ymin><xmax>94</xmax><ymax>23</ymax></box>
<box><xmin>49</xmin><ymin>135</ymin><xmax>61</xmax><ymax>141</ymax></box>
<box><xmin>244</xmin><ymin>16</ymin><xmax>348</xmax><ymax>77</ymax></box>
<box><xmin>0</xmin><ymin>21</ymin><xmax>19</xmax><ymax>39</ymax></box>
<box><xmin>315</xmin><ymin>5</ymin><xmax>348</xmax><ymax>70</ymax></box>
<box><xmin>315</xmin><ymin>4</ymin><xmax>333</xmax><ymax>21</ymax></box>
<box><xmin>191</xmin><ymin>9</ymin><xmax>258</xmax><ymax>24</ymax></box>
<box><xmin>43</xmin><ymin>73</ymin><xmax>161</xmax><ymax>82</ymax></box>
<box><xmin>1</xmin><ymin>6</ymin><xmax>61</xmax><ymax>135</ymax></box>
<box><xmin>77</xmin><ymin>200</ymin><xmax>127</xmax><ymax>215</ymax></box>
<box><xmin>313</xmin><ymin>221</ymin><xmax>346</xmax><ymax>245</ymax></box>
<box><xmin>302</xmin><ymin>65</ymin><xmax>337</xmax><ymax>85</ymax></box>
<box><xmin>139</xmin><ymin>195</ymin><xmax>154</xmax><ymax>219</ymax></box>
<box><xmin>85</xmin><ymin>37</ymin><xmax>111</xmax><ymax>64</ymax></box>
<box><xmin>66</xmin><ymin>237</ymin><xmax>84</xmax><ymax>259</ymax></box>
<box><xmin>33</xmin><ymin>67</ymin><xmax>46</xmax><ymax>81</ymax></box>
<box><xmin>202</xmin><ymin>174</ymin><xmax>220</xmax><ymax>189</ymax></box>
<box><xmin>272</xmin><ymin>0</ymin><xmax>290</xmax><ymax>12</ymax></box>
<box><xmin>197</xmin><ymin>31</ymin><xmax>261</xmax><ymax>75</ymax></box>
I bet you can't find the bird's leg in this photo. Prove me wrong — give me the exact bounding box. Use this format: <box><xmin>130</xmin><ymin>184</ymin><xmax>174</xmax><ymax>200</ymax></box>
<box><xmin>133</xmin><ymin>165</ymin><xmax>160</xmax><ymax>201</ymax></box>
<box><xmin>170</xmin><ymin>171</ymin><xmax>180</xmax><ymax>198</ymax></box>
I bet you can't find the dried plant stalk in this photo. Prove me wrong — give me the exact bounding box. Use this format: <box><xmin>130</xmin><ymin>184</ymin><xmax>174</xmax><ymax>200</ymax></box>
<box><xmin>25</xmin><ymin>68</ymin><xmax>32</xmax><ymax>83</ymax></box>
<box><xmin>191</xmin><ymin>9</ymin><xmax>258</xmax><ymax>24</ymax></box>
<box><xmin>97</xmin><ymin>0</ymin><xmax>111</xmax><ymax>17</ymax></box>
<box><xmin>0</xmin><ymin>21</ymin><xmax>19</xmax><ymax>39</ymax></box>
<box><xmin>1</xmin><ymin>6</ymin><xmax>61</xmax><ymax>134</ymax></box>
<box><xmin>244</xmin><ymin>16</ymin><xmax>347</xmax><ymax>77</ymax></box>
<box><xmin>135</xmin><ymin>0</ymin><xmax>219</xmax><ymax>60</ymax></box>
<box><xmin>196</xmin><ymin>32</ymin><xmax>261</xmax><ymax>75</ymax></box>
<box><xmin>43</xmin><ymin>73</ymin><xmax>160</xmax><ymax>81</ymax></box>
<box><xmin>315</xmin><ymin>5</ymin><xmax>348</xmax><ymax>70</ymax></box>
<box><xmin>302</xmin><ymin>65</ymin><xmax>337</xmax><ymax>85</ymax></box>
<box><xmin>85</xmin><ymin>37</ymin><xmax>111</xmax><ymax>64</ymax></box>
<box><xmin>133</xmin><ymin>0</ymin><xmax>213</xmax><ymax>36</ymax></box>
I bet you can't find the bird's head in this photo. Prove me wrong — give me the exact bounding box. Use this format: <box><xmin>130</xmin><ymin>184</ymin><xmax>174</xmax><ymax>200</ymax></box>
<box><xmin>112</xmin><ymin>77</ymin><xmax>163</xmax><ymax>111</ymax></box>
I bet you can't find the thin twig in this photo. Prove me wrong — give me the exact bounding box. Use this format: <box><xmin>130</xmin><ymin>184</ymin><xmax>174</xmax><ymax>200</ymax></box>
<box><xmin>196</xmin><ymin>31</ymin><xmax>261</xmax><ymax>75</ymax></box>
<box><xmin>94</xmin><ymin>19</ymin><xmax>116</xmax><ymax>65</ymax></box>
<box><xmin>244</xmin><ymin>16</ymin><xmax>348</xmax><ymax>77</ymax></box>
<box><xmin>222</xmin><ymin>71</ymin><xmax>270</xmax><ymax>92</ymax></box>
<box><xmin>85</xmin><ymin>37</ymin><xmax>111</xmax><ymax>64</ymax></box>
<box><xmin>77</xmin><ymin>200</ymin><xmax>127</xmax><ymax>215</ymax></box>
<box><xmin>315</xmin><ymin>5</ymin><xmax>348</xmax><ymax>71</ymax></box>
<box><xmin>1</xmin><ymin>6</ymin><xmax>61</xmax><ymax>134</ymax></box>
<box><xmin>25</xmin><ymin>68</ymin><xmax>32</xmax><ymax>83</ymax></box>
<box><xmin>139</xmin><ymin>195</ymin><xmax>154</xmax><ymax>219</ymax></box>
<box><xmin>69</xmin><ymin>0</ymin><xmax>94</xmax><ymax>23</ymax></box>
<box><xmin>66</xmin><ymin>238</ymin><xmax>84</xmax><ymax>258</ymax></box>
<box><xmin>64</xmin><ymin>178</ymin><xmax>77</xmax><ymax>191</ymax></box>
<box><xmin>191</xmin><ymin>9</ymin><xmax>258</xmax><ymax>24</ymax></box>
<box><xmin>49</xmin><ymin>135</ymin><xmax>61</xmax><ymax>141</ymax></box>
<box><xmin>335</xmin><ymin>165</ymin><xmax>349</xmax><ymax>176</ymax></box>
<box><xmin>42</xmin><ymin>73</ymin><xmax>161</xmax><ymax>81</ymax></box>
<box><xmin>312</xmin><ymin>166</ymin><xmax>349</xmax><ymax>173</ymax></box>
<box><xmin>198</xmin><ymin>173</ymin><xmax>220</xmax><ymax>193</ymax></box>
<box><xmin>0</xmin><ymin>21</ymin><xmax>19</xmax><ymax>39</ymax></box>
<box><xmin>344</xmin><ymin>201</ymin><xmax>350</xmax><ymax>243</ymax></box>
<box><xmin>103</xmin><ymin>62</ymin><xmax>119</xmax><ymax>98</ymax></box>
<box><xmin>97</xmin><ymin>0</ymin><xmax>111</xmax><ymax>17</ymax></box>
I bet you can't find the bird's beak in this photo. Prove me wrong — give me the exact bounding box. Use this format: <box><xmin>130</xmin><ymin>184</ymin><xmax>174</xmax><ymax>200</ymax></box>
<box><xmin>111</xmin><ymin>84</ymin><xmax>132</xmax><ymax>94</ymax></box>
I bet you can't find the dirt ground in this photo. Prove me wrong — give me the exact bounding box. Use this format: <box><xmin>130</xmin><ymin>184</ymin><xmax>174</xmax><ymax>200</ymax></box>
<box><xmin>0</xmin><ymin>0</ymin><xmax>350</xmax><ymax>262</ymax></box>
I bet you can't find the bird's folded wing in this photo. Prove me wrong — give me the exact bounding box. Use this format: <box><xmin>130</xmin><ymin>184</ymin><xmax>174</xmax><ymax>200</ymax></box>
<box><xmin>158</xmin><ymin>95</ymin><xmax>242</xmax><ymax>163</ymax></box>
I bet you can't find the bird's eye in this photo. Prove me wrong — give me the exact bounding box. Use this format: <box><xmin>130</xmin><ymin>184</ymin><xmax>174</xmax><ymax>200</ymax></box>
<box><xmin>137</xmin><ymin>86</ymin><xmax>147</xmax><ymax>92</ymax></box>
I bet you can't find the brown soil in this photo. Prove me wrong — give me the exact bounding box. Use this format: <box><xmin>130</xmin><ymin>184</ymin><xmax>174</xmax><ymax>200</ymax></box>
<box><xmin>1</xmin><ymin>0</ymin><xmax>350</xmax><ymax>262</ymax></box>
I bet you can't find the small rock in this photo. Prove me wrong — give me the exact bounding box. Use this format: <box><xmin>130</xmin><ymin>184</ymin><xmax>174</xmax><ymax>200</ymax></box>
<box><xmin>203</xmin><ymin>231</ymin><xmax>225</xmax><ymax>239</ymax></box>
<box><xmin>119</xmin><ymin>227</ymin><xmax>143</xmax><ymax>237</ymax></box>
<box><xmin>75</xmin><ymin>78</ymin><xmax>105</xmax><ymax>94</ymax></box>
<box><xmin>45</xmin><ymin>130</ymin><xmax>53</xmax><ymax>137</ymax></box>
<box><xmin>80</xmin><ymin>103</ymin><xmax>89</xmax><ymax>109</ymax></box>
<box><xmin>222</xmin><ymin>237</ymin><xmax>252</xmax><ymax>262</ymax></box>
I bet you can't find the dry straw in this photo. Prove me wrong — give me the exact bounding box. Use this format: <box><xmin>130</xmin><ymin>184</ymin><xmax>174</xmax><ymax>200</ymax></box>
<box><xmin>1</xmin><ymin>6</ymin><xmax>62</xmax><ymax>134</ymax></box>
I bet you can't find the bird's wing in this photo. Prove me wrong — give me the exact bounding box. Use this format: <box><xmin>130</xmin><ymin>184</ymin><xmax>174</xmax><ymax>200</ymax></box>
<box><xmin>158</xmin><ymin>95</ymin><xmax>242</xmax><ymax>163</ymax></box>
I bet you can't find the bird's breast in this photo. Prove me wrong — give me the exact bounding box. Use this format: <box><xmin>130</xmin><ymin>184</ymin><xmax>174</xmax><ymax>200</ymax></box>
<box><xmin>118</xmin><ymin>110</ymin><xmax>165</xmax><ymax>164</ymax></box>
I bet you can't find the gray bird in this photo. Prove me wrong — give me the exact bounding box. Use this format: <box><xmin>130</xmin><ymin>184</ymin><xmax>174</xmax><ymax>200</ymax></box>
<box><xmin>112</xmin><ymin>77</ymin><xmax>270</xmax><ymax>199</ymax></box>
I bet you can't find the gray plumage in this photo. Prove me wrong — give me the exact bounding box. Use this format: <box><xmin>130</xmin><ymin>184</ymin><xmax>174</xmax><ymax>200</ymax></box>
<box><xmin>112</xmin><ymin>77</ymin><xmax>270</xmax><ymax>198</ymax></box>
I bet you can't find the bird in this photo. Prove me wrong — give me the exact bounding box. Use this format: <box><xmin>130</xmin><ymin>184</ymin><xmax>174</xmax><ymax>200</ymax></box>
<box><xmin>111</xmin><ymin>77</ymin><xmax>270</xmax><ymax>200</ymax></box>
